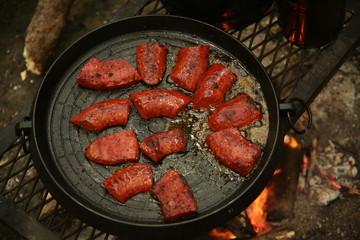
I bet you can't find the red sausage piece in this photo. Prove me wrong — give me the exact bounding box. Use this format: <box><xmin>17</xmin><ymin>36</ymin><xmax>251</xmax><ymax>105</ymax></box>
<box><xmin>206</xmin><ymin>128</ymin><xmax>262</xmax><ymax>176</ymax></box>
<box><xmin>208</xmin><ymin>94</ymin><xmax>262</xmax><ymax>131</ymax></box>
<box><xmin>70</xmin><ymin>99</ymin><xmax>131</xmax><ymax>132</ymax></box>
<box><xmin>76</xmin><ymin>57</ymin><xmax>142</xmax><ymax>90</ymax></box>
<box><xmin>169</xmin><ymin>45</ymin><xmax>209</xmax><ymax>92</ymax></box>
<box><xmin>140</xmin><ymin>128</ymin><xmax>187</xmax><ymax>162</ymax></box>
<box><xmin>130</xmin><ymin>89</ymin><xmax>192</xmax><ymax>120</ymax></box>
<box><xmin>103</xmin><ymin>163</ymin><xmax>154</xmax><ymax>203</ymax></box>
<box><xmin>85</xmin><ymin>129</ymin><xmax>139</xmax><ymax>165</ymax></box>
<box><xmin>136</xmin><ymin>42</ymin><xmax>168</xmax><ymax>85</ymax></box>
<box><xmin>192</xmin><ymin>64</ymin><xmax>237</xmax><ymax>110</ymax></box>
<box><xmin>151</xmin><ymin>169</ymin><xmax>198</xmax><ymax>221</ymax></box>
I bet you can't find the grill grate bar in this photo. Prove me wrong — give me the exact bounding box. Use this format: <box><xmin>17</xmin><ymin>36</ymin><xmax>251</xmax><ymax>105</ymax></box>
<box><xmin>12</xmin><ymin>175</ymin><xmax>40</xmax><ymax>204</ymax></box>
<box><xmin>40</xmin><ymin>200</ymin><xmax>63</xmax><ymax>229</ymax></box>
<box><xmin>61</xmin><ymin>222</ymin><xmax>90</xmax><ymax>239</ymax></box>
<box><xmin>27</xmin><ymin>190</ymin><xmax>55</xmax><ymax>218</ymax></box>
<box><xmin>256</xmin><ymin>13</ymin><xmax>278</xmax><ymax>61</ymax></box>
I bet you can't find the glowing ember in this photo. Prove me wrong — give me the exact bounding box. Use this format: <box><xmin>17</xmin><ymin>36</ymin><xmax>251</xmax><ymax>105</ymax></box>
<box><xmin>220</xmin><ymin>23</ymin><xmax>233</xmax><ymax>31</ymax></box>
<box><xmin>246</xmin><ymin>187</ymin><xmax>272</xmax><ymax>234</ymax></box>
<box><xmin>302</xmin><ymin>155</ymin><xmax>310</xmax><ymax>170</ymax></box>
<box><xmin>298</xmin><ymin>140</ymin><xmax>358</xmax><ymax>206</ymax></box>
<box><xmin>284</xmin><ymin>135</ymin><xmax>300</xmax><ymax>149</ymax></box>
<box><xmin>273</xmin><ymin>168</ymin><xmax>282</xmax><ymax>175</ymax></box>
<box><xmin>329</xmin><ymin>180</ymin><xmax>341</xmax><ymax>190</ymax></box>
<box><xmin>207</xmin><ymin>227</ymin><xmax>237</xmax><ymax>240</ymax></box>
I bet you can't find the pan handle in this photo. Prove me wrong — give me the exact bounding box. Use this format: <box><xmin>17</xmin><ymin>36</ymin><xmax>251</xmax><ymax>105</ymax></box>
<box><xmin>279</xmin><ymin>97</ymin><xmax>312</xmax><ymax>135</ymax></box>
<box><xmin>0</xmin><ymin>116</ymin><xmax>32</xmax><ymax>157</ymax></box>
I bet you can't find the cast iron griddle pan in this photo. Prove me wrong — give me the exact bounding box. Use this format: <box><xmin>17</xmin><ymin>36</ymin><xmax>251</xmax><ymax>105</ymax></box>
<box><xmin>30</xmin><ymin>15</ymin><xmax>281</xmax><ymax>238</ymax></box>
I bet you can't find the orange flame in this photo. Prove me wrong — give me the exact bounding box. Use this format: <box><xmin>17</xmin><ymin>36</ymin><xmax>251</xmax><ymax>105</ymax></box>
<box><xmin>246</xmin><ymin>187</ymin><xmax>272</xmax><ymax>234</ymax></box>
<box><xmin>274</xmin><ymin>168</ymin><xmax>282</xmax><ymax>175</ymax></box>
<box><xmin>207</xmin><ymin>227</ymin><xmax>237</xmax><ymax>240</ymax></box>
<box><xmin>284</xmin><ymin>135</ymin><xmax>300</xmax><ymax>149</ymax></box>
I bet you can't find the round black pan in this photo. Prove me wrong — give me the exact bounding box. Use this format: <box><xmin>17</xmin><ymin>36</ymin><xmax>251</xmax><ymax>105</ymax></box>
<box><xmin>30</xmin><ymin>15</ymin><xmax>281</xmax><ymax>239</ymax></box>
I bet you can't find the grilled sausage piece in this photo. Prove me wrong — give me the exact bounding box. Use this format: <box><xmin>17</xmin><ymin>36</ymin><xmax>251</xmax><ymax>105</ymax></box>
<box><xmin>192</xmin><ymin>64</ymin><xmax>237</xmax><ymax>110</ymax></box>
<box><xmin>140</xmin><ymin>128</ymin><xmax>187</xmax><ymax>162</ymax></box>
<box><xmin>136</xmin><ymin>42</ymin><xmax>168</xmax><ymax>85</ymax></box>
<box><xmin>103</xmin><ymin>163</ymin><xmax>154</xmax><ymax>203</ymax></box>
<box><xmin>169</xmin><ymin>45</ymin><xmax>210</xmax><ymax>92</ymax></box>
<box><xmin>206</xmin><ymin>128</ymin><xmax>262</xmax><ymax>176</ymax></box>
<box><xmin>151</xmin><ymin>169</ymin><xmax>198</xmax><ymax>221</ymax></box>
<box><xmin>76</xmin><ymin>57</ymin><xmax>142</xmax><ymax>90</ymax></box>
<box><xmin>208</xmin><ymin>94</ymin><xmax>262</xmax><ymax>131</ymax></box>
<box><xmin>70</xmin><ymin>99</ymin><xmax>131</xmax><ymax>132</ymax></box>
<box><xmin>85</xmin><ymin>130</ymin><xmax>139</xmax><ymax>165</ymax></box>
<box><xmin>130</xmin><ymin>89</ymin><xmax>192</xmax><ymax>120</ymax></box>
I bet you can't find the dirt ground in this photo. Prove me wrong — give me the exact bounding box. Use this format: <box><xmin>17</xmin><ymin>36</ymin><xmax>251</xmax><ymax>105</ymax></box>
<box><xmin>0</xmin><ymin>0</ymin><xmax>359</xmax><ymax>239</ymax></box>
<box><xmin>288</xmin><ymin>53</ymin><xmax>360</xmax><ymax>240</ymax></box>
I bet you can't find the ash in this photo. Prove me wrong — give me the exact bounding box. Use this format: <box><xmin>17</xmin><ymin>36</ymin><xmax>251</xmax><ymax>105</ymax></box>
<box><xmin>298</xmin><ymin>140</ymin><xmax>358</xmax><ymax>206</ymax></box>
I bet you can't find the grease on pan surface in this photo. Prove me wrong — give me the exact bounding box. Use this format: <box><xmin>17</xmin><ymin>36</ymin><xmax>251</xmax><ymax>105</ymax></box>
<box><xmin>49</xmin><ymin>31</ymin><xmax>269</xmax><ymax>222</ymax></box>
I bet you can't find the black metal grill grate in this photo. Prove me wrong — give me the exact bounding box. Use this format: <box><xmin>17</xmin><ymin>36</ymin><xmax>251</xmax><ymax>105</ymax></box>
<box><xmin>0</xmin><ymin>0</ymin><xmax>357</xmax><ymax>239</ymax></box>
<box><xmin>0</xmin><ymin>136</ymin><xmax>114</xmax><ymax>239</ymax></box>
<box><xmin>139</xmin><ymin>0</ymin><xmax>333</xmax><ymax>100</ymax></box>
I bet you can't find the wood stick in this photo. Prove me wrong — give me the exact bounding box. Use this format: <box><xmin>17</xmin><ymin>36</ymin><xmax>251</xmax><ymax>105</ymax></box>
<box><xmin>265</xmin><ymin>140</ymin><xmax>303</xmax><ymax>222</ymax></box>
<box><xmin>23</xmin><ymin>0</ymin><xmax>74</xmax><ymax>75</ymax></box>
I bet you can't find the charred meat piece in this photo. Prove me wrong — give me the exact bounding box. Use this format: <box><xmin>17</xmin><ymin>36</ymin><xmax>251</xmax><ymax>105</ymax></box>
<box><xmin>208</xmin><ymin>94</ymin><xmax>262</xmax><ymax>131</ymax></box>
<box><xmin>169</xmin><ymin>45</ymin><xmax>210</xmax><ymax>92</ymax></box>
<box><xmin>76</xmin><ymin>57</ymin><xmax>142</xmax><ymax>90</ymax></box>
<box><xmin>136</xmin><ymin>42</ymin><xmax>168</xmax><ymax>85</ymax></box>
<box><xmin>206</xmin><ymin>128</ymin><xmax>262</xmax><ymax>176</ymax></box>
<box><xmin>140</xmin><ymin>128</ymin><xmax>187</xmax><ymax>162</ymax></box>
<box><xmin>130</xmin><ymin>89</ymin><xmax>192</xmax><ymax>120</ymax></box>
<box><xmin>151</xmin><ymin>169</ymin><xmax>198</xmax><ymax>221</ymax></box>
<box><xmin>192</xmin><ymin>64</ymin><xmax>237</xmax><ymax>110</ymax></box>
<box><xmin>70</xmin><ymin>99</ymin><xmax>131</xmax><ymax>132</ymax></box>
<box><xmin>85</xmin><ymin>129</ymin><xmax>139</xmax><ymax>165</ymax></box>
<box><xmin>103</xmin><ymin>163</ymin><xmax>154</xmax><ymax>203</ymax></box>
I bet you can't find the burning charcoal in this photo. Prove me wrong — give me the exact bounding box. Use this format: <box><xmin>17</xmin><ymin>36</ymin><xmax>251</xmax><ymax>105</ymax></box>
<box><xmin>299</xmin><ymin>140</ymin><xmax>358</xmax><ymax>206</ymax></box>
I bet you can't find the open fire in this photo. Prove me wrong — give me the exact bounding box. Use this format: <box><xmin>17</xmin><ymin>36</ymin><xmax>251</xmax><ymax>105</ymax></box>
<box><xmin>207</xmin><ymin>227</ymin><xmax>237</xmax><ymax>240</ymax></box>
<box><xmin>206</xmin><ymin>134</ymin><xmax>359</xmax><ymax>239</ymax></box>
<box><xmin>246</xmin><ymin>179</ymin><xmax>272</xmax><ymax>234</ymax></box>
<box><xmin>246</xmin><ymin>136</ymin><xmax>301</xmax><ymax>234</ymax></box>
<box><xmin>206</xmin><ymin>135</ymin><xmax>302</xmax><ymax>239</ymax></box>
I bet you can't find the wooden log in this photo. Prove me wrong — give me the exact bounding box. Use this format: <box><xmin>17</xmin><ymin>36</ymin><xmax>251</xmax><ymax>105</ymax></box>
<box><xmin>265</xmin><ymin>139</ymin><xmax>303</xmax><ymax>222</ymax></box>
<box><xmin>23</xmin><ymin>0</ymin><xmax>74</xmax><ymax>75</ymax></box>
